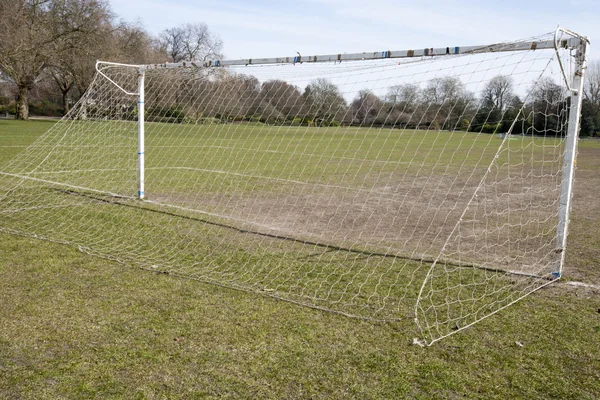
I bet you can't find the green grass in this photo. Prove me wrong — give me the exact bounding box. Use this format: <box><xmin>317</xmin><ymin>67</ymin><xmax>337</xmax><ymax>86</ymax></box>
<box><xmin>0</xmin><ymin>119</ymin><xmax>57</xmax><ymax>164</ymax></box>
<box><xmin>1</xmin><ymin>120</ymin><xmax>600</xmax><ymax>398</ymax></box>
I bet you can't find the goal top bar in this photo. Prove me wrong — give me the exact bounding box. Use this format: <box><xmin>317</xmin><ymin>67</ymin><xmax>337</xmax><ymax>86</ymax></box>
<box><xmin>133</xmin><ymin>36</ymin><xmax>584</xmax><ymax>71</ymax></box>
<box><xmin>95</xmin><ymin>28</ymin><xmax>588</xmax><ymax>73</ymax></box>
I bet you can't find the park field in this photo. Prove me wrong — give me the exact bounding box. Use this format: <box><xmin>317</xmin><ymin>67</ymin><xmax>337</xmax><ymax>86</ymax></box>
<box><xmin>0</xmin><ymin>119</ymin><xmax>599</xmax><ymax>398</ymax></box>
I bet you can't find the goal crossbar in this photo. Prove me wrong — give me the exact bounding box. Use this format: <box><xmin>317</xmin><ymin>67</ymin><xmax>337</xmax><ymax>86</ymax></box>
<box><xmin>95</xmin><ymin>36</ymin><xmax>584</xmax><ymax>74</ymax></box>
<box><xmin>135</xmin><ymin>37</ymin><xmax>583</xmax><ymax>70</ymax></box>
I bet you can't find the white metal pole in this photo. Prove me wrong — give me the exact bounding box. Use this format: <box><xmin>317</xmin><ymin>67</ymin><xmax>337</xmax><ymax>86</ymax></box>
<box><xmin>138</xmin><ymin>70</ymin><xmax>145</xmax><ymax>199</ymax></box>
<box><xmin>135</xmin><ymin>37</ymin><xmax>581</xmax><ymax>71</ymax></box>
<box><xmin>555</xmin><ymin>38</ymin><xmax>589</xmax><ymax>276</ymax></box>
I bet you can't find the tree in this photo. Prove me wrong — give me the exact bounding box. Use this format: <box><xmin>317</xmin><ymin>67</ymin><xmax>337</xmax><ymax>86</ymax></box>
<box><xmin>113</xmin><ymin>21</ymin><xmax>163</xmax><ymax>65</ymax></box>
<box><xmin>159</xmin><ymin>23</ymin><xmax>223</xmax><ymax>63</ymax></box>
<box><xmin>527</xmin><ymin>77</ymin><xmax>567</xmax><ymax>136</ymax></box>
<box><xmin>231</xmin><ymin>75</ymin><xmax>261</xmax><ymax>118</ymax></box>
<box><xmin>350</xmin><ymin>89</ymin><xmax>383</xmax><ymax>125</ymax></box>
<box><xmin>48</xmin><ymin>0</ymin><xmax>113</xmax><ymax>114</ymax></box>
<box><xmin>581</xmin><ymin>60</ymin><xmax>600</xmax><ymax>136</ymax></box>
<box><xmin>386</xmin><ymin>83</ymin><xmax>420</xmax><ymax>113</ymax></box>
<box><xmin>584</xmin><ymin>59</ymin><xmax>600</xmax><ymax>107</ymax></box>
<box><xmin>50</xmin><ymin>19</ymin><xmax>164</xmax><ymax>116</ymax></box>
<box><xmin>502</xmin><ymin>95</ymin><xmax>527</xmax><ymax>134</ymax></box>
<box><xmin>259</xmin><ymin>80</ymin><xmax>303</xmax><ymax>120</ymax></box>
<box><xmin>383</xmin><ymin>83</ymin><xmax>421</xmax><ymax>128</ymax></box>
<box><xmin>481</xmin><ymin>75</ymin><xmax>514</xmax><ymax>112</ymax></box>
<box><xmin>422</xmin><ymin>77</ymin><xmax>465</xmax><ymax>105</ymax></box>
<box><xmin>473</xmin><ymin>75</ymin><xmax>516</xmax><ymax>132</ymax></box>
<box><xmin>0</xmin><ymin>72</ymin><xmax>16</xmax><ymax>115</ymax></box>
<box><xmin>580</xmin><ymin>99</ymin><xmax>600</xmax><ymax>137</ymax></box>
<box><xmin>260</xmin><ymin>80</ymin><xmax>302</xmax><ymax>115</ymax></box>
<box><xmin>0</xmin><ymin>0</ymin><xmax>113</xmax><ymax>119</ymax></box>
<box><xmin>303</xmin><ymin>78</ymin><xmax>347</xmax><ymax>126</ymax></box>
<box><xmin>422</xmin><ymin>77</ymin><xmax>474</xmax><ymax>130</ymax></box>
<box><xmin>0</xmin><ymin>1</ymin><xmax>52</xmax><ymax>119</ymax></box>
<box><xmin>530</xmin><ymin>77</ymin><xmax>564</xmax><ymax>105</ymax></box>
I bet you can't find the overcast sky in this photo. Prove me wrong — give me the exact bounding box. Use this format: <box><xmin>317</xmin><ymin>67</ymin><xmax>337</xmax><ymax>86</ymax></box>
<box><xmin>110</xmin><ymin>0</ymin><xmax>598</xmax><ymax>61</ymax></box>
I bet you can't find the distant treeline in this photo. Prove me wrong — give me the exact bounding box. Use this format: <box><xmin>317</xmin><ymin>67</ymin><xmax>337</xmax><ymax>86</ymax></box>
<box><xmin>86</xmin><ymin>71</ymin><xmax>597</xmax><ymax>137</ymax></box>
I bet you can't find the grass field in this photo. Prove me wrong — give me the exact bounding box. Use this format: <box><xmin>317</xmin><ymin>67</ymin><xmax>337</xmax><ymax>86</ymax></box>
<box><xmin>1</xmin><ymin>119</ymin><xmax>600</xmax><ymax>398</ymax></box>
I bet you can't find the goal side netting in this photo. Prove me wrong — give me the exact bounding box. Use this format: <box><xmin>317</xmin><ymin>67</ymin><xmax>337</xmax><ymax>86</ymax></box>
<box><xmin>0</xmin><ymin>29</ymin><xmax>589</xmax><ymax>344</ymax></box>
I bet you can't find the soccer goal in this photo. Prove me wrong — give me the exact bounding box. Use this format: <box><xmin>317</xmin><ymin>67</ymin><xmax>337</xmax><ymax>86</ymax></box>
<box><xmin>0</xmin><ymin>27</ymin><xmax>589</xmax><ymax>344</ymax></box>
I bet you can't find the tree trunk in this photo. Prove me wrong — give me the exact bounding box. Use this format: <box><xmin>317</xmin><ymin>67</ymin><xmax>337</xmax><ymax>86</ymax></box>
<box><xmin>62</xmin><ymin>89</ymin><xmax>70</xmax><ymax>115</ymax></box>
<box><xmin>16</xmin><ymin>85</ymin><xmax>29</xmax><ymax>120</ymax></box>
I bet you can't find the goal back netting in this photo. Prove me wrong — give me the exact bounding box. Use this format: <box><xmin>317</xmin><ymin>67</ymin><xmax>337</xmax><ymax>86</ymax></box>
<box><xmin>0</xmin><ymin>29</ymin><xmax>589</xmax><ymax>344</ymax></box>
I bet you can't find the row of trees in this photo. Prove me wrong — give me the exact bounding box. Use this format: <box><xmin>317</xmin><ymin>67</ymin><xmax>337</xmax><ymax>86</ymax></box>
<box><xmin>137</xmin><ymin>70</ymin><xmax>590</xmax><ymax>137</ymax></box>
<box><xmin>0</xmin><ymin>0</ymin><xmax>223</xmax><ymax>119</ymax></box>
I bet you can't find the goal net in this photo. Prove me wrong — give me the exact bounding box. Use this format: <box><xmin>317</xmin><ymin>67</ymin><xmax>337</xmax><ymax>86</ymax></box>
<box><xmin>0</xmin><ymin>29</ymin><xmax>589</xmax><ymax>344</ymax></box>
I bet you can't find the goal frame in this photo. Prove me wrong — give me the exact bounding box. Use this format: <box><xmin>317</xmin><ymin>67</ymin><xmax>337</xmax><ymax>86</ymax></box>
<box><xmin>87</xmin><ymin>27</ymin><xmax>590</xmax><ymax>344</ymax></box>
<box><xmin>96</xmin><ymin>28</ymin><xmax>589</xmax><ymax>271</ymax></box>
<box><xmin>555</xmin><ymin>34</ymin><xmax>589</xmax><ymax>277</ymax></box>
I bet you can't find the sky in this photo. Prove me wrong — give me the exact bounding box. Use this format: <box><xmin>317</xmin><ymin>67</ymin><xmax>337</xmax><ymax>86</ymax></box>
<box><xmin>109</xmin><ymin>0</ymin><xmax>599</xmax><ymax>61</ymax></box>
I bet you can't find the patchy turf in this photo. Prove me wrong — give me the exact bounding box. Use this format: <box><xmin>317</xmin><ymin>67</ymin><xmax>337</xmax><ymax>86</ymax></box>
<box><xmin>1</xmin><ymin>120</ymin><xmax>599</xmax><ymax>399</ymax></box>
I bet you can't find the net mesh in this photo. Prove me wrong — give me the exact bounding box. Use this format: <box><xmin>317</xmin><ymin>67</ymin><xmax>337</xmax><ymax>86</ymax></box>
<box><xmin>0</xmin><ymin>32</ymin><xmax>583</xmax><ymax>343</ymax></box>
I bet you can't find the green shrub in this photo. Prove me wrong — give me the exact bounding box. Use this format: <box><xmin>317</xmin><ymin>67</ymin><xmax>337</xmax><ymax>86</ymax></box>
<box><xmin>29</xmin><ymin>100</ymin><xmax>62</xmax><ymax>117</ymax></box>
<box><xmin>147</xmin><ymin>106</ymin><xmax>185</xmax><ymax>123</ymax></box>
<box><xmin>165</xmin><ymin>106</ymin><xmax>185</xmax><ymax>123</ymax></box>
<box><xmin>126</xmin><ymin>108</ymin><xmax>138</xmax><ymax>121</ymax></box>
<box><xmin>264</xmin><ymin>116</ymin><xmax>283</xmax><ymax>125</ymax></box>
<box><xmin>482</xmin><ymin>123</ymin><xmax>501</xmax><ymax>134</ymax></box>
<box><xmin>198</xmin><ymin>117</ymin><xmax>221</xmax><ymax>125</ymax></box>
<box><xmin>457</xmin><ymin>119</ymin><xmax>470</xmax><ymax>131</ymax></box>
<box><xmin>429</xmin><ymin>121</ymin><xmax>441</xmax><ymax>131</ymax></box>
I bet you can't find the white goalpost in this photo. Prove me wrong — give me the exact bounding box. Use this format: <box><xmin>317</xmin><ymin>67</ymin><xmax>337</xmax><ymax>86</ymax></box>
<box><xmin>0</xmin><ymin>28</ymin><xmax>589</xmax><ymax>344</ymax></box>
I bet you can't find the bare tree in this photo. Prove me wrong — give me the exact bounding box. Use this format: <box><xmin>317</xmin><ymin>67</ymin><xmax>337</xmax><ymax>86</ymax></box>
<box><xmin>51</xmin><ymin>18</ymin><xmax>162</xmax><ymax>115</ymax></box>
<box><xmin>113</xmin><ymin>21</ymin><xmax>163</xmax><ymax>65</ymax></box>
<box><xmin>159</xmin><ymin>23</ymin><xmax>223</xmax><ymax>63</ymax></box>
<box><xmin>528</xmin><ymin>77</ymin><xmax>567</xmax><ymax>136</ymax></box>
<box><xmin>0</xmin><ymin>72</ymin><xmax>16</xmax><ymax>115</ymax></box>
<box><xmin>49</xmin><ymin>0</ymin><xmax>113</xmax><ymax>114</ymax></box>
<box><xmin>529</xmin><ymin>77</ymin><xmax>565</xmax><ymax>105</ymax></box>
<box><xmin>422</xmin><ymin>77</ymin><xmax>473</xmax><ymax>130</ymax></box>
<box><xmin>260</xmin><ymin>80</ymin><xmax>303</xmax><ymax>118</ymax></box>
<box><xmin>350</xmin><ymin>89</ymin><xmax>383</xmax><ymax>125</ymax></box>
<box><xmin>481</xmin><ymin>75</ymin><xmax>514</xmax><ymax>111</ymax></box>
<box><xmin>584</xmin><ymin>59</ymin><xmax>600</xmax><ymax>106</ymax></box>
<box><xmin>423</xmin><ymin>77</ymin><xmax>465</xmax><ymax>105</ymax></box>
<box><xmin>303</xmin><ymin>78</ymin><xmax>347</xmax><ymax>125</ymax></box>
<box><xmin>471</xmin><ymin>75</ymin><xmax>516</xmax><ymax>132</ymax></box>
<box><xmin>0</xmin><ymin>1</ymin><xmax>51</xmax><ymax>119</ymax></box>
<box><xmin>1</xmin><ymin>2</ymin><xmax>210</xmax><ymax>118</ymax></box>
<box><xmin>386</xmin><ymin>83</ymin><xmax>420</xmax><ymax>112</ymax></box>
<box><xmin>580</xmin><ymin>60</ymin><xmax>600</xmax><ymax>136</ymax></box>
<box><xmin>0</xmin><ymin>0</ymin><xmax>112</xmax><ymax>119</ymax></box>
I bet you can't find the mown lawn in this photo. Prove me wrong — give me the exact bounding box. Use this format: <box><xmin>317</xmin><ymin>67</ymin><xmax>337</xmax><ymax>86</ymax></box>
<box><xmin>1</xmin><ymin>119</ymin><xmax>599</xmax><ymax>399</ymax></box>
